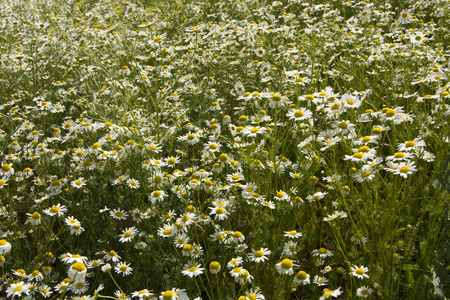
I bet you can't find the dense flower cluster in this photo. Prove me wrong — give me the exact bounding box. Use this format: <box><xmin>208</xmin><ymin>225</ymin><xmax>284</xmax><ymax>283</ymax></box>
<box><xmin>0</xmin><ymin>0</ymin><xmax>449</xmax><ymax>299</ymax></box>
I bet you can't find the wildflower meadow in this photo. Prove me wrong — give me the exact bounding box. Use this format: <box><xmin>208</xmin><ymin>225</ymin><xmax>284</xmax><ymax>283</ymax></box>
<box><xmin>1</xmin><ymin>0</ymin><xmax>450</xmax><ymax>299</ymax></box>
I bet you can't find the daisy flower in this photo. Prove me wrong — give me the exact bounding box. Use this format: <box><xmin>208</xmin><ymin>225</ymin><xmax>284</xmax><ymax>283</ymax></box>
<box><xmin>282</xmin><ymin>241</ymin><xmax>297</xmax><ymax>256</ymax></box>
<box><xmin>110</xmin><ymin>208</ymin><xmax>128</xmax><ymax>220</ymax></box>
<box><xmin>276</xmin><ymin>258</ymin><xmax>297</xmax><ymax>275</ymax></box>
<box><xmin>306</xmin><ymin>191</ymin><xmax>328</xmax><ymax>202</ymax></box>
<box><xmin>351</xmin><ymin>266</ymin><xmax>369</xmax><ymax>279</ymax></box>
<box><xmin>248</xmin><ymin>248</ymin><xmax>271</xmax><ymax>263</ymax></box>
<box><xmin>127</xmin><ymin>178</ymin><xmax>140</xmax><ymax>189</ymax></box>
<box><xmin>353</xmin><ymin>166</ymin><xmax>375</xmax><ymax>183</ymax></box>
<box><xmin>131</xmin><ymin>289</ymin><xmax>153</xmax><ymax>299</ymax></box>
<box><xmin>185</xmin><ymin>132</ymin><xmax>200</xmax><ymax>145</ymax></box>
<box><xmin>312</xmin><ymin>248</ymin><xmax>334</xmax><ymax>259</ymax></box>
<box><xmin>351</xmin><ymin>232</ymin><xmax>368</xmax><ymax>245</ymax></box>
<box><xmin>0</xmin><ymin>239</ymin><xmax>12</xmax><ymax>255</ymax></box>
<box><xmin>227</xmin><ymin>257</ymin><xmax>243</xmax><ymax>269</ymax></box>
<box><xmin>6</xmin><ymin>281</ymin><xmax>30</xmax><ymax>298</ymax></box>
<box><xmin>71</xmin><ymin>177</ymin><xmax>86</xmax><ymax>189</ymax></box>
<box><xmin>313</xmin><ymin>275</ymin><xmax>329</xmax><ymax>286</ymax></box>
<box><xmin>397</xmin><ymin>138</ymin><xmax>426</xmax><ymax>152</ymax></box>
<box><xmin>320</xmin><ymin>287</ymin><xmax>342</xmax><ymax>299</ymax></box>
<box><xmin>393</xmin><ymin>161</ymin><xmax>417</xmax><ymax>178</ymax></box>
<box><xmin>241</xmin><ymin>125</ymin><xmax>267</xmax><ymax>137</ymax></box>
<box><xmin>39</xmin><ymin>284</ymin><xmax>53</xmax><ymax>298</ymax></box>
<box><xmin>273</xmin><ymin>190</ymin><xmax>289</xmax><ymax>201</ymax></box>
<box><xmin>284</xmin><ymin>230</ymin><xmax>303</xmax><ymax>239</ymax></box>
<box><xmin>149</xmin><ymin>190</ymin><xmax>167</xmax><ymax>203</ymax></box>
<box><xmin>293</xmin><ymin>270</ymin><xmax>310</xmax><ymax>285</ymax></box>
<box><xmin>209</xmin><ymin>206</ymin><xmax>230</xmax><ymax>221</ymax></box>
<box><xmin>43</xmin><ymin>204</ymin><xmax>67</xmax><ymax>217</ymax></box>
<box><xmin>182</xmin><ymin>263</ymin><xmax>204</xmax><ymax>278</ymax></box>
<box><xmin>286</xmin><ymin>107</ymin><xmax>313</xmax><ymax>122</ymax></box>
<box><xmin>119</xmin><ymin>227</ymin><xmax>138</xmax><ymax>243</ymax></box>
<box><xmin>332</xmin><ymin>120</ymin><xmax>355</xmax><ymax>134</ymax></box>
<box><xmin>209</xmin><ymin>261</ymin><xmax>221</xmax><ymax>274</ymax></box>
<box><xmin>226</xmin><ymin>172</ymin><xmax>245</xmax><ymax>183</ymax></box>
<box><xmin>158</xmin><ymin>223</ymin><xmax>175</xmax><ymax>238</ymax></box>
<box><xmin>115</xmin><ymin>262</ymin><xmax>133</xmax><ymax>276</ymax></box>
<box><xmin>268</xmin><ymin>93</ymin><xmax>289</xmax><ymax>108</ymax></box>
<box><xmin>104</xmin><ymin>250</ymin><xmax>121</xmax><ymax>262</ymax></box>
<box><xmin>70</xmin><ymin>280</ymin><xmax>89</xmax><ymax>294</ymax></box>
<box><xmin>356</xmin><ymin>286</ymin><xmax>373</xmax><ymax>298</ymax></box>
<box><xmin>67</xmin><ymin>262</ymin><xmax>87</xmax><ymax>282</ymax></box>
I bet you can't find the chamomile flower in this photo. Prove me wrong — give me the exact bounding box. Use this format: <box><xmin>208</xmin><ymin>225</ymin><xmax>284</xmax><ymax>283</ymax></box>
<box><xmin>119</xmin><ymin>227</ymin><xmax>138</xmax><ymax>243</ymax></box>
<box><xmin>356</xmin><ymin>286</ymin><xmax>373</xmax><ymax>298</ymax></box>
<box><xmin>149</xmin><ymin>190</ymin><xmax>167</xmax><ymax>203</ymax></box>
<box><xmin>182</xmin><ymin>263</ymin><xmax>204</xmax><ymax>277</ymax></box>
<box><xmin>227</xmin><ymin>257</ymin><xmax>243</xmax><ymax>269</ymax></box>
<box><xmin>276</xmin><ymin>258</ymin><xmax>297</xmax><ymax>275</ymax></box>
<box><xmin>43</xmin><ymin>204</ymin><xmax>67</xmax><ymax>217</ymax></box>
<box><xmin>71</xmin><ymin>177</ymin><xmax>86</xmax><ymax>189</ymax></box>
<box><xmin>0</xmin><ymin>239</ymin><xmax>12</xmax><ymax>255</ymax></box>
<box><xmin>104</xmin><ymin>250</ymin><xmax>121</xmax><ymax>263</ymax></box>
<box><xmin>286</xmin><ymin>107</ymin><xmax>313</xmax><ymax>122</ymax></box>
<box><xmin>313</xmin><ymin>275</ymin><xmax>329</xmax><ymax>286</ymax></box>
<box><xmin>319</xmin><ymin>287</ymin><xmax>342</xmax><ymax>299</ymax></box>
<box><xmin>282</xmin><ymin>241</ymin><xmax>297</xmax><ymax>256</ymax></box>
<box><xmin>127</xmin><ymin>178</ymin><xmax>140</xmax><ymax>189</ymax></box>
<box><xmin>68</xmin><ymin>262</ymin><xmax>87</xmax><ymax>282</ymax></box>
<box><xmin>351</xmin><ymin>266</ymin><xmax>369</xmax><ymax>279</ymax></box>
<box><xmin>293</xmin><ymin>270</ymin><xmax>310</xmax><ymax>285</ymax></box>
<box><xmin>115</xmin><ymin>262</ymin><xmax>133</xmax><ymax>276</ymax></box>
<box><xmin>6</xmin><ymin>281</ymin><xmax>30</xmax><ymax>298</ymax></box>
<box><xmin>393</xmin><ymin>161</ymin><xmax>417</xmax><ymax>178</ymax></box>
<box><xmin>248</xmin><ymin>248</ymin><xmax>271</xmax><ymax>263</ymax></box>
<box><xmin>284</xmin><ymin>230</ymin><xmax>303</xmax><ymax>239</ymax></box>
<box><xmin>312</xmin><ymin>248</ymin><xmax>334</xmax><ymax>259</ymax></box>
<box><xmin>110</xmin><ymin>208</ymin><xmax>128</xmax><ymax>220</ymax></box>
<box><xmin>70</xmin><ymin>280</ymin><xmax>89</xmax><ymax>294</ymax></box>
<box><xmin>209</xmin><ymin>261</ymin><xmax>221</xmax><ymax>274</ymax></box>
<box><xmin>131</xmin><ymin>289</ymin><xmax>153</xmax><ymax>299</ymax></box>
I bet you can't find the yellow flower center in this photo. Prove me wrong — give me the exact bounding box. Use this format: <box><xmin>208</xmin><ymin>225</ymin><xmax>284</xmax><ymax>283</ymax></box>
<box><xmin>14</xmin><ymin>286</ymin><xmax>23</xmax><ymax>292</ymax></box>
<box><xmin>163</xmin><ymin>228</ymin><xmax>172</xmax><ymax>235</ymax></box>
<box><xmin>318</xmin><ymin>248</ymin><xmax>327</xmax><ymax>255</ymax></box>
<box><xmin>215</xmin><ymin>207</ymin><xmax>224</xmax><ymax>215</ymax></box>
<box><xmin>188</xmin><ymin>266</ymin><xmax>198</xmax><ymax>272</ymax></box>
<box><xmin>187</xmin><ymin>134</ymin><xmax>196</xmax><ymax>140</ymax></box>
<box><xmin>400</xmin><ymin>166</ymin><xmax>410</xmax><ymax>173</ymax></box>
<box><xmin>254</xmin><ymin>250</ymin><xmax>264</xmax><ymax>258</ymax></box>
<box><xmin>355</xmin><ymin>268</ymin><xmax>365</xmax><ymax>275</ymax></box>
<box><xmin>250</xmin><ymin>128</ymin><xmax>259</xmax><ymax>134</ymax></box>
<box><xmin>163</xmin><ymin>291</ymin><xmax>174</xmax><ymax>300</ymax></box>
<box><xmin>271</xmin><ymin>94</ymin><xmax>282</xmax><ymax>101</ymax></box>
<box><xmin>362</xmin><ymin>136</ymin><xmax>371</xmax><ymax>143</ymax></box>
<box><xmin>359</xmin><ymin>146</ymin><xmax>370</xmax><ymax>153</ymax></box>
<box><xmin>1</xmin><ymin>164</ymin><xmax>11</xmax><ymax>172</ymax></box>
<box><xmin>338</xmin><ymin>122</ymin><xmax>348</xmax><ymax>129</ymax></box>
<box><xmin>124</xmin><ymin>231</ymin><xmax>132</xmax><ymax>238</ymax></box>
<box><xmin>405</xmin><ymin>141</ymin><xmax>416</xmax><ymax>148</ymax></box>
<box><xmin>362</xmin><ymin>171</ymin><xmax>372</xmax><ymax>178</ymax></box>
<box><xmin>153</xmin><ymin>191</ymin><xmax>162</xmax><ymax>198</ymax></box>
<box><xmin>72</xmin><ymin>262</ymin><xmax>86</xmax><ymax>272</ymax></box>
<box><xmin>386</xmin><ymin>109</ymin><xmax>396</xmax><ymax>117</ymax></box>
<box><xmin>280</xmin><ymin>259</ymin><xmax>293</xmax><ymax>269</ymax></box>
<box><xmin>294</xmin><ymin>110</ymin><xmax>304</xmax><ymax>118</ymax></box>
<box><xmin>50</xmin><ymin>206</ymin><xmax>60</xmax><ymax>214</ymax></box>
<box><xmin>296</xmin><ymin>271</ymin><xmax>308</xmax><ymax>280</ymax></box>
<box><xmin>353</xmin><ymin>152</ymin><xmax>364</xmax><ymax>159</ymax></box>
